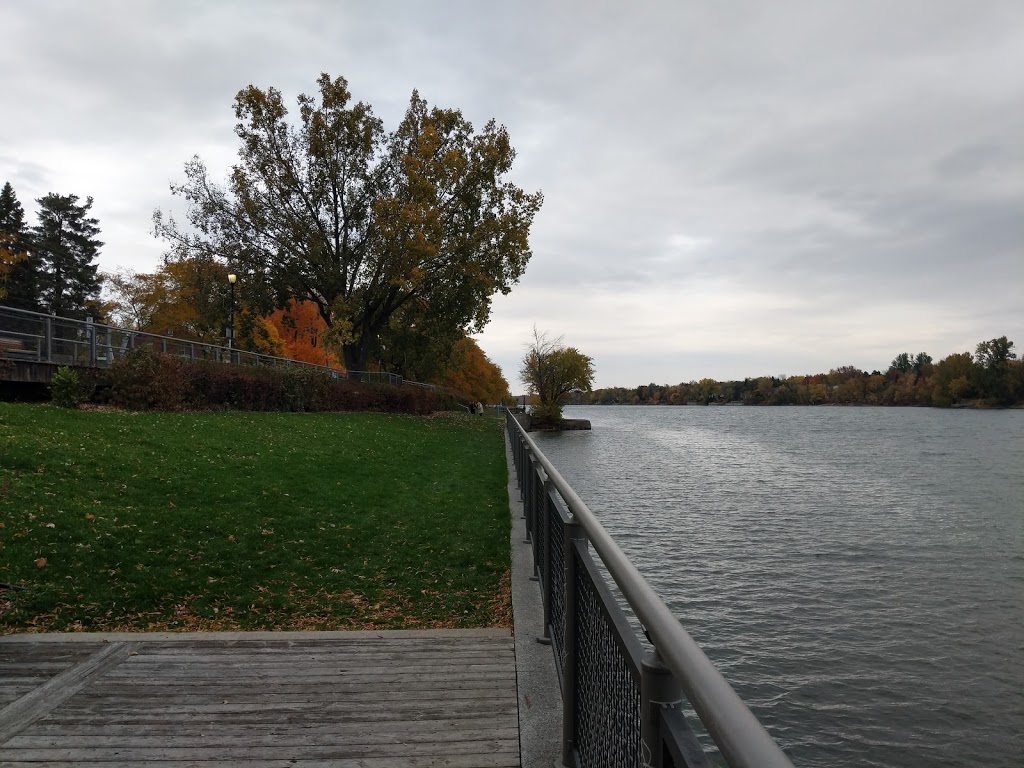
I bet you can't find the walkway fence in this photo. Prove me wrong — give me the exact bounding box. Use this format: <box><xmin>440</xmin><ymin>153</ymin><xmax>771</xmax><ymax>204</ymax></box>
<box><xmin>0</xmin><ymin>304</ymin><xmax>431</xmax><ymax>389</ymax></box>
<box><xmin>506</xmin><ymin>412</ymin><xmax>794</xmax><ymax>768</ymax></box>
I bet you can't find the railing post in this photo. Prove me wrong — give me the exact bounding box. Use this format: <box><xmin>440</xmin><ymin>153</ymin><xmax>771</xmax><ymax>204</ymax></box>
<box><xmin>101</xmin><ymin>329</ymin><xmax>110</xmax><ymax>366</ymax></box>
<box><xmin>43</xmin><ymin>316</ymin><xmax>52</xmax><ymax>362</ymax></box>
<box><xmin>641</xmin><ymin>648</ymin><xmax>683</xmax><ymax>768</ymax></box>
<box><xmin>87</xmin><ymin>317</ymin><xmax>97</xmax><ymax>366</ymax></box>
<box><xmin>561</xmin><ymin>515</ymin><xmax>585</xmax><ymax>768</ymax></box>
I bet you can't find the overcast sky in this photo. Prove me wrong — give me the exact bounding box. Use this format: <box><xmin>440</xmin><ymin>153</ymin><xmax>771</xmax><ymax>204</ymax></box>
<box><xmin>2</xmin><ymin>1</ymin><xmax>1021</xmax><ymax>388</ymax></box>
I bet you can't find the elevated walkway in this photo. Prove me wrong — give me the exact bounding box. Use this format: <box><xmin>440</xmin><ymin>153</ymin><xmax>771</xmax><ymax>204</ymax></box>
<box><xmin>0</xmin><ymin>304</ymin><xmax>433</xmax><ymax>390</ymax></box>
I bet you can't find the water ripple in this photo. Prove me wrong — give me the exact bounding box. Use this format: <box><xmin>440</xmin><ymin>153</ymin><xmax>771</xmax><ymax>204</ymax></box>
<box><xmin>535</xmin><ymin>406</ymin><xmax>1024</xmax><ymax>768</ymax></box>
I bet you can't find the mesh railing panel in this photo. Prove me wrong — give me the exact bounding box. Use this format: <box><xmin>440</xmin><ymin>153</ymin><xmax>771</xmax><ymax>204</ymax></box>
<box><xmin>532</xmin><ymin>464</ymin><xmax>544</xmax><ymax>566</ymax></box>
<box><xmin>573</xmin><ymin>542</ymin><xmax>642</xmax><ymax>768</ymax></box>
<box><xmin>48</xmin><ymin>318</ymin><xmax>92</xmax><ymax>365</ymax></box>
<box><xmin>537</xmin><ymin>486</ymin><xmax>550</xmax><ymax>595</ymax></box>
<box><xmin>0</xmin><ymin>307</ymin><xmax>44</xmax><ymax>354</ymax></box>
<box><xmin>549</xmin><ymin>503</ymin><xmax>566</xmax><ymax>669</ymax></box>
<box><xmin>523</xmin><ymin>457</ymin><xmax>534</xmax><ymax>537</ymax></box>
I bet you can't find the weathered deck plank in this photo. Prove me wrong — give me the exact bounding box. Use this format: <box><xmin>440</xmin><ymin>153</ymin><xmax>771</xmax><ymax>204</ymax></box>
<box><xmin>0</xmin><ymin>644</ymin><xmax>107</xmax><ymax>710</ymax></box>
<box><xmin>0</xmin><ymin>643</ymin><xmax>135</xmax><ymax>744</ymax></box>
<box><xmin>0</xmin><ymin>757</ymin><xmax>521</xmax><ymax>768</ymax></box>
<box><xmin>0</xmin><ymin>630</ymin><xmax>520</xmax><ymax>766</ymax></box>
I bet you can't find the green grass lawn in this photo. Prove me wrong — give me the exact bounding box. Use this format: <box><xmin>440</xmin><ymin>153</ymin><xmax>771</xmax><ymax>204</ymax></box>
<box><xmin>0</xmin><ymin>404</ymin><xmax>511</xmax><ymax>633</ymax></box>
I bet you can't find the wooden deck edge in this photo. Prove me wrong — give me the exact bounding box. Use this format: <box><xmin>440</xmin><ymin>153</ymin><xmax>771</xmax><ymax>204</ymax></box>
<box><xmin>0</xmin><ymin>628</ymin><xmax>513</xmax><ymax>644</ymax></box>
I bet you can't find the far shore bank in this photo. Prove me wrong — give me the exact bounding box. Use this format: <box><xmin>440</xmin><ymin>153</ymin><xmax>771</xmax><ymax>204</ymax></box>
<box><xmin>572</xmin><ymin>400</ymin><xmax>1023</xmax><ymax>410</ymax></box>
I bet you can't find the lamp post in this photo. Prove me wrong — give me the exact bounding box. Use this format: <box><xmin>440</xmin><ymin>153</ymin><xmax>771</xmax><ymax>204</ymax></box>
<box><xmin>227</xmin><ymin>273</ymin><xmax>237</xmax><ymax>352</ymax></box>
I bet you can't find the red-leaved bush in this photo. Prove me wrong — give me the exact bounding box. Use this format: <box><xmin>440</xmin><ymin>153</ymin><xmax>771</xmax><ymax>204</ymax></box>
<box><xmin>105</xmin><ymin>349</ymin><xmax>453</xmax><ymax>414</ymax></box>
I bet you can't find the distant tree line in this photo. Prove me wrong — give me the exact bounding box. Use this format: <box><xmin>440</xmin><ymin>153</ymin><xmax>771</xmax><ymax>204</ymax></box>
<box><xmin>581</xmin><ymin>338</ymin><xmax>1022</xmax><ymax>408</ymax></box>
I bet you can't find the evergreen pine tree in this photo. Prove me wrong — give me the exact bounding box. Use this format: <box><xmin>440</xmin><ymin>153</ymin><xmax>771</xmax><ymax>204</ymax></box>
<box><xmin>32</xmin><ymin>193</ymin><xmax>103</xmax><ymax>318</ymax></box>
<box><xmin>0</xmin><ymin>181</ymin><xmax>41</xmax><ymax>311</ymax></box>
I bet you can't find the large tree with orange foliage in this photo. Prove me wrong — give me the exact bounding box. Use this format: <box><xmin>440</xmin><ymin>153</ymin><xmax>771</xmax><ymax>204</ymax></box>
<box><xmin>441</xmin><ymin>337</ymin><xmax>510</xmax><ymax>403</ymax></box>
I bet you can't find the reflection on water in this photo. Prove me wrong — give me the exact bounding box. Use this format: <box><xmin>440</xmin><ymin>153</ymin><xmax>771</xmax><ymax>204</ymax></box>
<box><xmin>533</xmin><ymin>406</ymin><xmax>1024</xmax><ymax>768</ymax></box>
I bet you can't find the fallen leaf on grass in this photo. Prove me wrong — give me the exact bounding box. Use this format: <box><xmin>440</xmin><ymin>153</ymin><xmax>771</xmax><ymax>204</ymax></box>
<box><xmin>34</xmin><ymin>557</ymin><xmax>47</xmax><ymax>568</ymax></box>
<box><xmin>45</xmin><ymin>523</ymin><xmax>55</xmax><ymax>529</ymax></box>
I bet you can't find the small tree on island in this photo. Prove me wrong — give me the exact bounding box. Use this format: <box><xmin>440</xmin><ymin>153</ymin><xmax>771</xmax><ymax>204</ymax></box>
<box><xmin>520</xmin><ymin>328</ymin><xmax>594</xmax><ymax>425</ymax></box>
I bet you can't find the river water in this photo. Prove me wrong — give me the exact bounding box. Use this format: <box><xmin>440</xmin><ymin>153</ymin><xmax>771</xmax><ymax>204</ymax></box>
<box><xmin>531</xmin><ymin>405</ymin><xmax>1023</xmax><ymax>768</ymax></box>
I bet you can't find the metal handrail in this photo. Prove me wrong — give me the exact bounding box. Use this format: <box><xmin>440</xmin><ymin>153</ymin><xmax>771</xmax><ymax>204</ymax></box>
<box><xmin>507</xmin><ymin>413</ymin><xmax>794</xmax><ymax>768</ymax></box>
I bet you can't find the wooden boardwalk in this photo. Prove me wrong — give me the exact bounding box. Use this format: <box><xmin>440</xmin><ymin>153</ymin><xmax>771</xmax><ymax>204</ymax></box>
<box><xmin>0</xmin><ymin>629</ymin><xmax>520</xmax><ymax>767</ymax></box>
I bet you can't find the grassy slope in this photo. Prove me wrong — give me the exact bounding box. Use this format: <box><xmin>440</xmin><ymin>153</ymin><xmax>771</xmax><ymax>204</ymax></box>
<box><xmin>0</xmin><ymin>405</ymin><xmax>510</xmax><ymax>632</ymax></box>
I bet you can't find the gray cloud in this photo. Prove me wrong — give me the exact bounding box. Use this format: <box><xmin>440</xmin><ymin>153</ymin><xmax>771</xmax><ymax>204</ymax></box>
<box><xmin>1</xmin><ymin>0</ymin><xmax>1021</xmax><ymax>387</ymax></box>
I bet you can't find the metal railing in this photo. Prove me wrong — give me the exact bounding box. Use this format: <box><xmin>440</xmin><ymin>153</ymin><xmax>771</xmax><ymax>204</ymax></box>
<box><xmin>0</xmin><ymin>304</ymin><xmax>433</xmax><ymax>391</ymax></box>
<box><xmin>507</xmin><ymin>411</ymin><xmax>794</xmax><ymax>768</ymax></box>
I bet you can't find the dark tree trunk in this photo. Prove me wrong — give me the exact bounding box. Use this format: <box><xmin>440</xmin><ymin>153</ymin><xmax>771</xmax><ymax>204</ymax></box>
<box><xmin>342</xmin><ymin>344</ymin><xmax>365</xmax><ymax>373</ymax></box>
